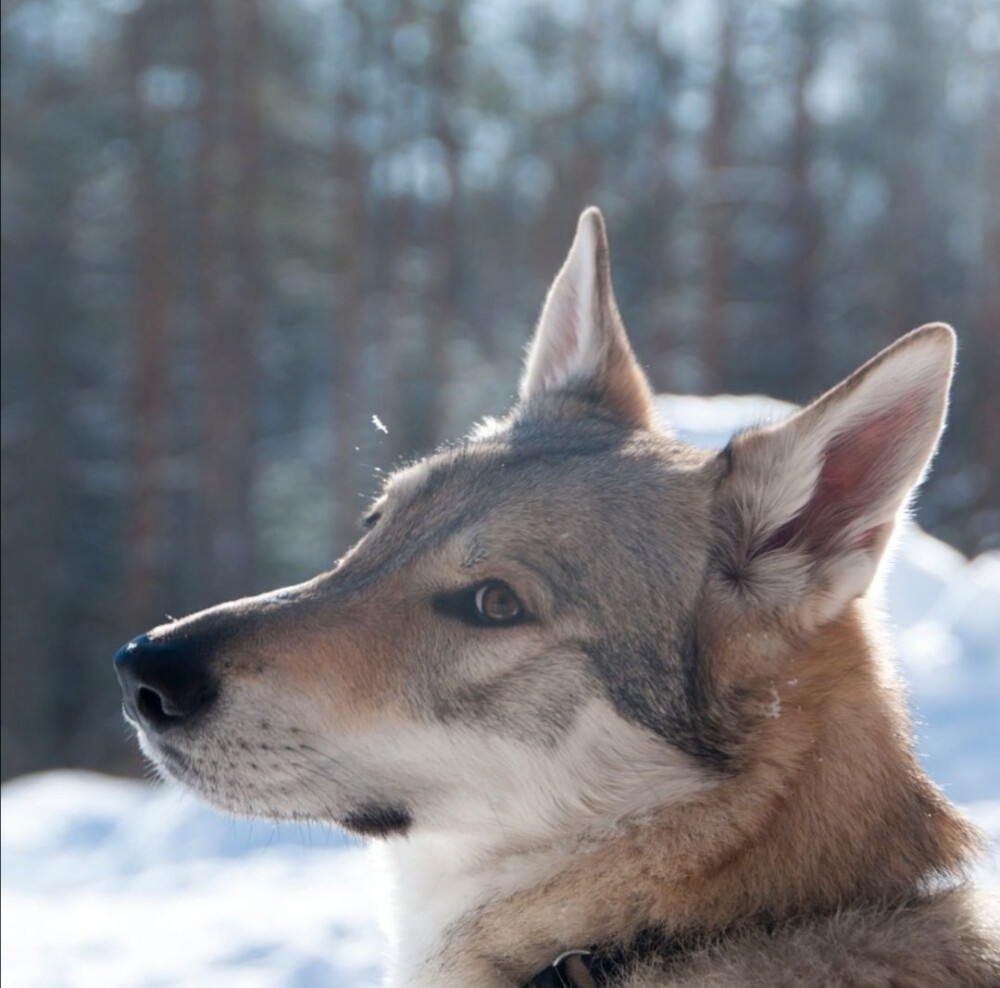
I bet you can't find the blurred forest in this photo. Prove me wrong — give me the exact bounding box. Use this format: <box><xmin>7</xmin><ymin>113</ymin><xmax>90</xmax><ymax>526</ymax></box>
<box><xmin>1</xmin><ymin>0</ymin><xmax>998</xmax><ymax>781</ymax></box>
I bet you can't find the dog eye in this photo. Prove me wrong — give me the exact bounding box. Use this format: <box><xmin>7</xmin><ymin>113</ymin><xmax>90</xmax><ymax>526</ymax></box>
<box><xmin>360</xmin><ymin>510</ymin><xmax>382</xmax><ymax>531</ymax></box>
<box><xmin>432</xmin><ymin>581</ymin><xmax>527</xmax><ymax>627</ymax></box>
<box><xmin>474</xmin><ymin>582</ymin><xmax>523</xmax><ymax>624</ymax></box>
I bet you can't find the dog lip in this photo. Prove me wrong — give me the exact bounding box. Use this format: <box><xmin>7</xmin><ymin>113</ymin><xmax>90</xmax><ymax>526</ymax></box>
<box><xmin>133</xmin><ymin>726</ymin><xmax>196</xmax><ymax>781</ymax></box>
<box><xmin>121</xmin><ymin>701</ymin><xmax>140</xmax><ymax>727</ymax></box>
<box><xmin>155</xmin><ymin>738</ymin><xmax>193</xmax><ymax>771</ymax></box>
<box><xmin>339</xmin><ymin>803</ymin><xmax>414</xmax><ymax>838</ymax></box>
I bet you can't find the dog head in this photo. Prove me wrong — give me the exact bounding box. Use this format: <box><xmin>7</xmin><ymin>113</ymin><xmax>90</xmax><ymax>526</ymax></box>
<box><xmin>115</xmin><ymin>208</ymin><xmax>955</xmax><ymax>847</ymax></box>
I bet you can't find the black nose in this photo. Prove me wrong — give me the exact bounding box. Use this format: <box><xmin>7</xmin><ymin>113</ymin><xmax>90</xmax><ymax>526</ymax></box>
<box><xmin>114</xmin><ymin>633</ymin><xmax>218</xmax><ymax>731</ymax></box>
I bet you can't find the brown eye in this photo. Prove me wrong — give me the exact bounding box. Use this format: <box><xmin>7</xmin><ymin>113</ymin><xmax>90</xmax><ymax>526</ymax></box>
<box><xmin>474</xmin><ymin>582</ymin><xmax>523</xmax><ymax>624</ymax></box>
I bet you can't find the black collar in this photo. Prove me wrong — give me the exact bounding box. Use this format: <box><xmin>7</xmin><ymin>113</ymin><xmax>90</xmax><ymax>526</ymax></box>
<box><xmin>522</xmin><ymin>929</ymin><xmax>688</xmax><ymax>988</ymax></box>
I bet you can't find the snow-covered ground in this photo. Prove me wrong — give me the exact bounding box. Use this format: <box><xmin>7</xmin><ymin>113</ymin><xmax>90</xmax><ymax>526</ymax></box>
<box><xmin>3</xmin><ymin>395</ymin><xmax>998</xmax><ymax>987</ymax></box>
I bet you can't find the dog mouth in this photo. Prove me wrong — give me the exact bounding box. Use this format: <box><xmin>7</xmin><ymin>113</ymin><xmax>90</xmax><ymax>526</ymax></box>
<box><xmin>337</xmin><ymin>802</ymin><xmax>414</xmax><ymax>838</ymax></box>
<box><xmin>150</xmin><ymin>741</ymin><xmax>195</xmax><ymax>782</ymax></box>
<box><xmin>135</xmin><ymin>730</ymin><xmax>257</xmax><ymax>813</ymax></box>
<box><xmin>126</xmin><ymin>711</ymin><xmax>351</xmax><ymax>821</ymax></box>
<box><xmin>125</xmin><ymin>707</ymin><xmax>240</xmax><ymax>803</ymax></box>
<box><xmin>130</xmin><ymin>720</ymin><xmax>196</xmax><ymax>781</ymax></box>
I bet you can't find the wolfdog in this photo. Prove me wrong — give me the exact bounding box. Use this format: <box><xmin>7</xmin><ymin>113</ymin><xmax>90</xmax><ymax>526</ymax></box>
<box><xmin>116</xmin><ymin>208</ymin><xmax>998</xmax><ymax>986</ymax></box>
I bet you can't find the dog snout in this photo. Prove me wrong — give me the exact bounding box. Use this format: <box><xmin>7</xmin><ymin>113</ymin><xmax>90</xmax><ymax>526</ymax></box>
<box><xmin>114</xmin><ymin>633</ymin><xmax>219</xmax><ymax>732</ymax></box>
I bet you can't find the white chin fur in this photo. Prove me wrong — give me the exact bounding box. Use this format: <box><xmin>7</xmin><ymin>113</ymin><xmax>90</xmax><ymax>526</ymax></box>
<box><xmin>376</xmin><ymin>701</ymin><xmax>712</xmax><ymax>987</ymax></box>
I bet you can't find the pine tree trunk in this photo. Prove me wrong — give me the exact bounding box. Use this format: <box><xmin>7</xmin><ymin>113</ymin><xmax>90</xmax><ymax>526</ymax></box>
<box><xmin>425</xmin><ymin>0</ymin><xmax>463</xmax><ymax>446</ymax></box>
<box><xmin>701</xmin><ymin>0</ymin><xmax>737</xmax><ymax>392</ymax></box>
<box><xmin>789</xmin><ymin>0</ymin><xmax>821</xmax><ymax>387</ymax></box>
<box><xmin>124</xmin><ymin>6</ymin><xmax>170</xmax><ymax>630</ymax></box>
<box><xmin>332</xmin><ymin>89</ymin><xmax>366</xmax><ymax>551</ymax></box>
<box><xmin>977</xmin><ymin>67</ymin><xmax>1000</xmax><ymax>548</ymax></box>
<box><xmin>197</xmin><ymin>0</ymin><xmax>261</xmax><ymax>601</ymax></box>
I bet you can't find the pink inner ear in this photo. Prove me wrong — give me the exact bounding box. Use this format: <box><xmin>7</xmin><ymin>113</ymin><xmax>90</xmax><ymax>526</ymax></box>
<box><xmin>760</xmin><ymin>394</ymin><xmax>924</xmax><ymax>558</ymax></box>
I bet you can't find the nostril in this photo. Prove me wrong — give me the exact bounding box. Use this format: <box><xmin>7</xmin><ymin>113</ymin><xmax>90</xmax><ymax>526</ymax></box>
<box><xmin>114</xmin><ymin>632</ymin><xmax>219</xmax><ymax>731</ymax></box>
<box><xmin>136</xmin><ymin>686</ymin><xmax>169</xmax><ymax>726</ymax></box>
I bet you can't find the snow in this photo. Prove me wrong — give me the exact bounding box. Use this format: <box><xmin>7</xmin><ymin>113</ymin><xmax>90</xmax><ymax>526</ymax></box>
<box><xmin>1</xmin><ymin>774</ymin><xmax>385</xmax><ymax>988</ymax></box>
<box><xmin>3</xmin><ymin>394</ymin><xmax>998</xmax><ymax>987</ymax></box>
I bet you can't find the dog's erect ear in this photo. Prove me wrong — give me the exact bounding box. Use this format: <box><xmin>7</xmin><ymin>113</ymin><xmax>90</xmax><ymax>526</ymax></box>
<box><xmin>717</xmin><ymin>324</ymin><xmax>955</xmax><ymax>627</ymax></box>
<box><xmin>519</xmin><ymin>207</ymin><xmax>656</xmax><ymax>429</ymax></box>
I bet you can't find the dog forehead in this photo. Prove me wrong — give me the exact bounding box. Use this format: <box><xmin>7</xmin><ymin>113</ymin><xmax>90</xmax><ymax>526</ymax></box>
<box><xmin>380</xmin><ymin>419</ymin><xmax>714</xmax><ymax>558</ymax></box>
<box><xmin>385</xmin><ymin>429</ymin><xmax>617</xmax><ymax>516</ymax></box>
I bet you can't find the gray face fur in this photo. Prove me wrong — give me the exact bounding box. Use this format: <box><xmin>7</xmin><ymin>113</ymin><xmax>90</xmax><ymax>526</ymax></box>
<box><xmin>117</xmin><ymin>207</ymin><xmax>955</xmax><ymax>846</ymax></box>
<box><xmin>356</xmin><ymin>397</ymin><xmax>726</xmax><ymax>760</ymax></box>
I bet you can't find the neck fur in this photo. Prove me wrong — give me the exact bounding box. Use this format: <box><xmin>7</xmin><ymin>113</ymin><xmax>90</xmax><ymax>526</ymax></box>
<box><xmin>383</xmin><ymin>603</ymin><xmax>979</xmax><ymax>988</ymax></box>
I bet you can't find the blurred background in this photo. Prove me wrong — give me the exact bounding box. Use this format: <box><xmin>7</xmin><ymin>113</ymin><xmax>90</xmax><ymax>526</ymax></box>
<box><xmin>1</xmin><ymin>0</ymin><xmax>998</xmax><ymax>783</ymax></box>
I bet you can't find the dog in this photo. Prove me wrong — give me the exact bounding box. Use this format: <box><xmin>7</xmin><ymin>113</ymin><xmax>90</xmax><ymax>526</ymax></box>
<box><xmin>115</xmin><ymin>208</ymin><xmax>998</xmax><ymax>987</ymax></box>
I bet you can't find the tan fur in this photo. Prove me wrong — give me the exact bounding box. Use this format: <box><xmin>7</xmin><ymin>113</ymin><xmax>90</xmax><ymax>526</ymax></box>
<box><xmin>424</xmin><ymin>605</ymin><xmax>990</xmax><ymax>986</ymax></box>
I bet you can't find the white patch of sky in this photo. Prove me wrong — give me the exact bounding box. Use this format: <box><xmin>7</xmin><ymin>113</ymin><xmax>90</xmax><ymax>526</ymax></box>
<box><xmin>378</xmin><ymin>138</ymin><xmax>453</xmax><ymax>204</ymax></box>
<box><xmin>809</xmin><ymin>43</ymin><xmax>862</xmax><ymax>125</ymax></box>
<box><xmin>458</xmin><ymin>114</ymin><xmax>516</xmax><ymax>192</ymax></box>
<box><xmin>660</xmin><ymin>0</ymin><xmax>716</xmax><ymax>61</ymax></box>
<box><xmin>8</xmin><ymin>0</ymin><xmax>117</xmax><ymax>68</ymax></box>
<box><xmin>312</xmin><ymin>8</ymin><xmax>363</xmax><ymax>92</ymax></box>
<box><xmin>139</xmin><ymin>67</ymin><xmax>201</xmax><ymax>113</ymax></box>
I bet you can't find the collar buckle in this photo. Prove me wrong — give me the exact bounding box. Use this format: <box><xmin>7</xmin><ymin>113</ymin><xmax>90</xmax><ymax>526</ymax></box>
<box><xmin>529</xmin><ymin>948</ymin><xmax>596</xmax><ymax>988</ymax></box>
